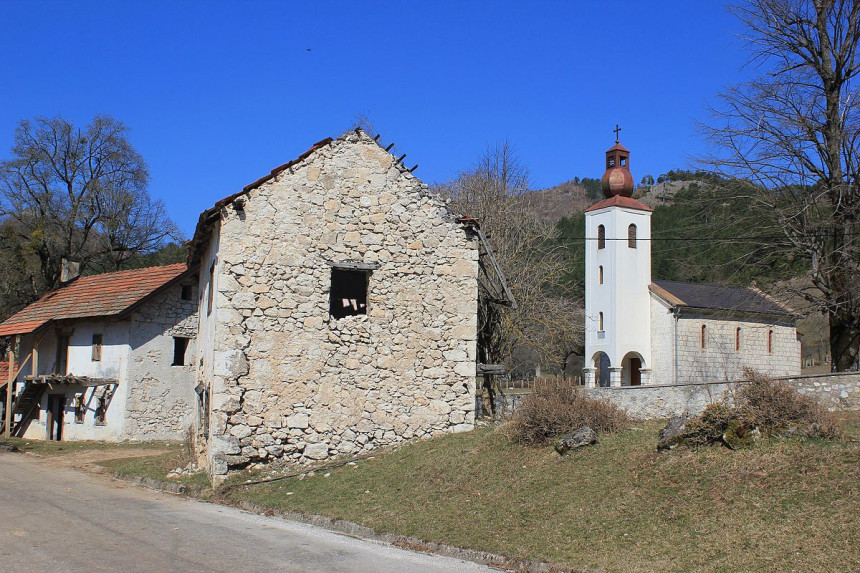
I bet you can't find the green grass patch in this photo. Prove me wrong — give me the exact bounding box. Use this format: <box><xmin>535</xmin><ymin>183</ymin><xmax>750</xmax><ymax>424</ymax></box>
<box><xmin>220</xmin><ymin>416</ymin><xmax>860</xmax><ymax>572</ymax></box>
<box><xmin>100</xmin><ymin>452</ymin><xmax>211</xmax><ymax>493</ymax></box>
<box><xmin>4</xmin><ymin>437</ymin><xmax>171</xmax><ymax>456</ymax></box>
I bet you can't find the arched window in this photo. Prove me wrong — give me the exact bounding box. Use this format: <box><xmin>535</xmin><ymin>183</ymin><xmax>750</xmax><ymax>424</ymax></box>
<box><xmin>628</xmin><ymin>224</ymin><xmax>637</xmax><ymax>248</ymax></box>
<box><xmin>599</xmin><ymin>312</ymin><xmax>604</xmax><ymax>331</ymax></box>
<box><xmin>597</xmin><ymin>225</ymin><xmax>605</xmax><ymax>250</ymax></box>
<box><xmin>701</xmin><ymin>324</ymin><xmax>707</xmax><ymax>349</ymax></box>
<box><xmin>599</xmin><ymin>265</ymin><xmax>604</xmax><ymax>284</ymax></box>
<box><xmin>768</xmin><ymin>330</ymin><xmax>773</xmax><ymax>354</ymax></box>
<box><xmin>736</xmin><ymin>327</ymin><xmax>741</xmax><ymax>351</ymax></box>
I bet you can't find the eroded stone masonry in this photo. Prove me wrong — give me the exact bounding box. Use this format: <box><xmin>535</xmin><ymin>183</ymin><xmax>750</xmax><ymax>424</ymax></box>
<box><xmin>192</xmin><ymin>131</ymin><xmax>479</xmax><ymax>479</ymax></box>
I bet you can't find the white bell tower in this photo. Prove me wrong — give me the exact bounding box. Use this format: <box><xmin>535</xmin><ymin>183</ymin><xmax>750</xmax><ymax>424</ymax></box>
<box><xmin>583</xmin><ymin>134</ymin><xmax>653</xmax><ymax>387</ymax></box>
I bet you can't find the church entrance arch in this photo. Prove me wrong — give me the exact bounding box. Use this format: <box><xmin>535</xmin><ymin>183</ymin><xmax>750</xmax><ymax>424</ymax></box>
<box><xmin>592</xmin><ymin>352</ymin><xmax>611</xmax><ymax>387</ymax></box>
<box><xmin>621</xmin><ymin>352</ymin><xmax>645</xmax><ymax>386</ymax></box>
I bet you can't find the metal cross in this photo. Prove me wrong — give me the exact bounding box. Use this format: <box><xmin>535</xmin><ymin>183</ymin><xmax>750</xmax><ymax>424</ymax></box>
<box><xmin>613</xmin><ymin>124</ymin><xmax>621</xmax><ymax>143</ymax></box>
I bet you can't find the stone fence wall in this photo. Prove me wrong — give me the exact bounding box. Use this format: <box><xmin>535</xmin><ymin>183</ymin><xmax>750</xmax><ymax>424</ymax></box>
<box><xmin>491</xmin><ymin>372</ymin><xmax>860</xmax><ymax>421</ymax></box>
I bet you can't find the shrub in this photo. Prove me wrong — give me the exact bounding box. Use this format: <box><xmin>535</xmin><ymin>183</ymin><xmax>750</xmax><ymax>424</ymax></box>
<box><xmin>506</xmin><ymin>377</ymin><xmax>628</xmax><ymax>445</ymax></box>
<box><xmin>736</xmin><ymin>369</ymin><xmax>839</xmax><ymax>439</ymax></box>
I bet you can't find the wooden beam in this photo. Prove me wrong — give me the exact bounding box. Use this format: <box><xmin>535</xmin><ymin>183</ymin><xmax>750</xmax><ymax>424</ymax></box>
<box><xmin>326</xmin><ymin>261</ymin><xmax>379</xmax><ymax>271</ymax></box>
<box><xmin>477</xmin><ymin>363</ymin><xmax>508</xmax><ymax>375</ymax></box>
<box><xmin>4</xmin><ymin>350</ymin><xmax>14</xmax><ymax>438</ymax></box>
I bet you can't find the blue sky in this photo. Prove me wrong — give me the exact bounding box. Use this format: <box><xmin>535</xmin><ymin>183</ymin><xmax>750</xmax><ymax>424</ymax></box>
<box><xmin>0</xmin><ymin>1</ymin><xmax>754</xmax><ymax>238</ymax></box>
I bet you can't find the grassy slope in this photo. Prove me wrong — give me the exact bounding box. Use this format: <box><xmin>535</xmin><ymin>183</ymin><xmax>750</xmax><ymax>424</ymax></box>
<box><xmin>224</xmin><ymin>418</ymin><xmax>859</xmax><ymax>573</ymax></box>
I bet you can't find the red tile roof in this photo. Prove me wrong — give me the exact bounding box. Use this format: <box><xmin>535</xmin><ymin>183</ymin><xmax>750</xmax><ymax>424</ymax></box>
<box><xmin>584</xmin><ymin>195</ymin><xmax>653</xmax><ymax>213</ymax></box>
<box><xmin>0</xmin><ymin>264</ymin><xmax>190</xmax><ymax>336</ymax></box>
<box><xmin>0</xmin><ymin>361</ymin><xmax>8</xmax><ymax>384</ymax></box>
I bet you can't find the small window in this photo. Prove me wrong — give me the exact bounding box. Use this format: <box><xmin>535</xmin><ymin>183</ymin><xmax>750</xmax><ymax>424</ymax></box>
<box><xmin>181</xmin><ymin>285</ymin><xmax>193</xmax><ymax>300</ymax></box>
<box><xmin>599</xmin><ymin>265</ymin><xmax>604</xmax><ymax>284</ymax></box>
<box><xmin>701</xmin><ymin>324</ymin><xmax>707</xmax><ymax>349</ymax></box>
<box><xmin>95</xmin><ymin>397</ymin><xmax>107</xmax><ymax>426</ymax></box>
<box><xmin>173</xmin><ymin>337</ymin><xmax>189</xmax><ymax>366</ymax></box>
<box><xmin>597</xmin><ymin>225</ymin><xmax>606</xmax><ymax>250</ymax></box>
<box><xmin>620</xmin><ymin>156</ymin><xmax>627</xmax><ymax>167</ymax></box>
<box><xmin>736</xmin><ymin>327</ymin><xmax>741</xmax><ymax>351</ymax></box>
<box><xmin>207</xmin><ymin>262</ymin><xmax>215</xmax><ymax>315</ymax></box>
<box><xmin>768</xmin><ymin>330</ymin><xmax>773</xmax><ymax>354</ymax></box>
<box><xmin>628</xmin><ymin>224</ymin><xmax>637</xmax><ymax>248</ymax></box>
<box><xmin>598</xmin><ymin>312</ymin><xmax>604</xmax><ymax>331</ymax></box>
<box><xmin>91</xmin><ymin>334</ymin><xmax>103</xmax><ymax>362</ymax></box>
<box><xmin>329</xmin><ymin>269</ymin><xmax>369</xmax><ymax>319</ymax></box>
<box><xmin>74</xmin><ymin>394</ymin><xmax>85</xmax><ymax>424</ymax></box>
<box><xmin>608</xmin><ymin>157</ymin><xmax>615</xmax><ymax>168</ymax></box>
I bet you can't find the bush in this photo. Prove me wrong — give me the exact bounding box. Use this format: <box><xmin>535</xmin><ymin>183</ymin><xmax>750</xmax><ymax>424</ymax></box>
<box><xmin>736</xmin><ymin>369</ymin><xmax>839</xmax><ymax>439</ymax></box>
<box><xmin>505</xmin><ymin>377</ymin><xmax>628</xmax><ymax>445</ymax></box>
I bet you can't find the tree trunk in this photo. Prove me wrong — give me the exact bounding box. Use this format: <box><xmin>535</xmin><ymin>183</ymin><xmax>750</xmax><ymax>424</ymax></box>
<box><xmin>830</xmin><ymin>311</ymin><xmax>860</xmax><ymax>371</ymax></box>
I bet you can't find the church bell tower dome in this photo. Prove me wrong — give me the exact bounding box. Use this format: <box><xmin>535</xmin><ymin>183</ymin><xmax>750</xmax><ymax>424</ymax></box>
<box><xmin>600</xmin><ymin>126</ymin><xmax>634</xmax><ymax>198</ymax></box>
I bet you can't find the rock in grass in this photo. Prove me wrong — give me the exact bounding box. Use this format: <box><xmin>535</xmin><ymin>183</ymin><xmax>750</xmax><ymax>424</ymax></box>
<box><xmin>555</xmin><ymin>426</ymin><xmax>598</xmax><ymax>455</ymax></box>
<box><xmin>657</xmin><ymin>416</ymin><xmax>688</xmax><ymax>451</ymax></box>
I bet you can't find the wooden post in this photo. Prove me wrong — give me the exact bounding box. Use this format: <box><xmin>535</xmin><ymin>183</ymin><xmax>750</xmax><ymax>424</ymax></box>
<box><xmin>4</xmin><ymin>350</ymin><xmax>15</xmax><ymax>439</ymax></box>
<box><xmin>31</xmin><ymin>346</ymin><xmax>38</xmax><ymax>378</ymax></box>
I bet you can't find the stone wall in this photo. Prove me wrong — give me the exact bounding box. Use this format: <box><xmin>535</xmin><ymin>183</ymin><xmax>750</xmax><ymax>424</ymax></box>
<box><xmin>649</xmin><ymin>297</ymin><xmax>801</xmax><ymax>384</ymax></box>
<box><xmin>587</xmin><ymin>372</ymin><xmax>860</xmax><ymax>419</ymax></box>
<box><xmin>201</xmin><ymin>131</ymin><xmax>479</xmax><ymax>478</ymax></box>
<box><xmin>500</xmin><ymin>373</ymin><xmax>860</xmax><ymax>421</ymax></box>
<box><xmin>125</xmin><ymin>281</ymin><xmax>199</xmax><ymax>440</ymax></box>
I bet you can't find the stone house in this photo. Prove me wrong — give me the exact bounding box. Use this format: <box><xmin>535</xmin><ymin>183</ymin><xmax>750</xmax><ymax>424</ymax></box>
<box><xmin>188</xmin><ymin>130</ymin><xmax>485</xmax><ymax>480</ymax></box>
<box><xmin>584</xmin><ymin>139</ymin><xmax>800</xmax><ymax>387</ymax></box>
<box><xmin>0</xmin><ymin>264</ymin><xmax>199</xmax><ymax>441</ymax></box>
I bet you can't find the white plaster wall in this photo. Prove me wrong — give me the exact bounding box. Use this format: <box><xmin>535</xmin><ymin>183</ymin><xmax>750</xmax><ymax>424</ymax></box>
<box><xmin>124</xmin><ymin>283</ymin><xmax>199</xmax><ymax>440</ymax></box>
<box><xmin>19</xmin><ymin>320</ymin><xmax>131</xmax><ymax>441</ymax></box>
<box><xmin>649</xmin><ymin>294</ymin><xmax>675</xmax><ymax>384</ymax></box>
<box><xmin>585</xmin><ymin>205</ymin><xmax>652</xmax><ymax>371</ymax></box>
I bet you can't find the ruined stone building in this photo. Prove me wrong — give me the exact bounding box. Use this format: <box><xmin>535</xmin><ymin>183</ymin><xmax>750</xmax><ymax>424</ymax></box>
<box><xmin>583</xmin><ymin>140</ymin><xmax>800</xmax><ymax>387</ymax></box>
<box><xmin>188</xmin><ymin>130</ymin><xmax>485</xmax><ymax>480</ymax></box>
<box><xmin>0</xmin><ymin>264</ymin><xmax>199</xmax><ymax>441</ymax></box>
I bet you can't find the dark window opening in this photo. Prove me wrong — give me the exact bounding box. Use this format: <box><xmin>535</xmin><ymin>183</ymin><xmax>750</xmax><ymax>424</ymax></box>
<box><xmin>329</xmin><ymin>269</ymin><xmax>369</xmax><ymax>319</ymax></box>
<box><xmin>207</xmin><ymin>263</ymin><xmax>215</xmax><ymax>315</ymax></box>
<box><xmin>173</xmin><ymin>337</ymin><xmax>189</xmax><ymax>366</ymax></box>
<box><xmin>181</xmin><ymin>284</ymin><xmax>193</xmax><ymax>300</ymax></box>
<box><xmin>91</xmin><ymin>334</ymin><xmax>103</xmax><ymax>361</ymax></box>
<box><xmin>597</xmin><ymin>225</ymin><xmax>606</xmax><ymax>250</ymax></box>
<box><xmin>768</xmin><ymin>330</ymin><xmax>773</xmax><ymax>354</ymax></box>
<box><xmin>736</xmin><ymin>327</ymin><xmax>741</xmax><ymax>351</ymax></box>
<box><xmin>701</xmin><ymin>325</ymin><xmax>707</xmax><ymax>349</ymax></box>
<box><xmin>607</xmin><ymin>157</ymin><xmax>615</xmax><ymax>168</ymax></box>
<box><xmin>599</xmin><ymin>265</ymin><xmax>604</xmax><ymax>284</ymax></box>
<box><xmin>95</xmin><ymin>397</ymin><xmax>106</xmax><ymax>426</ymax></box>
<box><xmin>628</xmin><ymin>224</ymin><xmax>637</xmax><ymax>248</ymax></box>
<box><xmin>57</xmin><ymin>335</ymin><xmax>70</xmax><ymax>375</ymax></box>
<box><xmin>620</xmin><ymin>156</ymin><xmax>627</xmax><ymax>167</ymax></box>
<box><xmin>74</xmin><ymin>394</ymin><xmax>84</xmax><ymax>424</ymax></box>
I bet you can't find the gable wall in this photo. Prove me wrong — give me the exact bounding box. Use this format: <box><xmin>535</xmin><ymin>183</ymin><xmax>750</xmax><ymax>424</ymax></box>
<box><xmin>205</xmin><ymin>132</ymin><xmax>478</xmax><ymax>477</ymax></box>
<box><xmin>124</xmin><ymin>281</ymin><xmax>199</xmax><ymax>440</ymax></box>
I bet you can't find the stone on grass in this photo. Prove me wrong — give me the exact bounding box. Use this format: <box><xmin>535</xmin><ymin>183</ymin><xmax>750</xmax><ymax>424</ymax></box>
<box><xmin>554</xmin><ymin>426</ymin><xmax>598</xmax><ymax>455</ymax></box>
<box><xmin>657</xmin><ymin>416</ymin><xmax>688</xmax><ymax>451</ymax></box>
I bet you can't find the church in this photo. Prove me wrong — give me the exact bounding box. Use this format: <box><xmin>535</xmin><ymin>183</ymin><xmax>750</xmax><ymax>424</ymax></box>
<box><xmin>582</xmin><ymin>138</ymin><xmax>801</xmax><ymax>388</ymax></box>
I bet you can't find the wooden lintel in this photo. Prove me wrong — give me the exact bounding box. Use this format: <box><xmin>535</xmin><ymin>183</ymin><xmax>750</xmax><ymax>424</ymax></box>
<box><xmin>477</xmin><ymin>363</ymin><xmax>508</xmax><ymax>375</ymax></box>
<box><xmin>327</xmin><ymin>261</ymin><xmax>379</xmax><ymax>271</ymax></box>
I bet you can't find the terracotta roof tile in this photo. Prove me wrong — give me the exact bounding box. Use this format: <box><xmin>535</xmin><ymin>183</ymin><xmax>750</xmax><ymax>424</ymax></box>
<box><xmin>0</xmin><ymin>264</ymin><xmax>189</xmax><ymax>336</ymax></box>
<box><xmin>585</xmin><ymin>195</ymin><xmax>653</xmax><ymax>213</ymax></box>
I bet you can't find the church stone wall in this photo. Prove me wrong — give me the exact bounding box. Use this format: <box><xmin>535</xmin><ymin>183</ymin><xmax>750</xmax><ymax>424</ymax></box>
<box><xmin>649</xmin><ymin>297</ymin><xmax>801</xmax><ymax>385</ymax></box>
<box><xmin>204</xmin><ymin>132</ymin><xmax>479</xmax><ymax>478</ymax></box>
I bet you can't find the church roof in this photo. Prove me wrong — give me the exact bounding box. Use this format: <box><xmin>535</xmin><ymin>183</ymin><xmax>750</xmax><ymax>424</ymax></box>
<box><xmin>650</xmin><ymin>280</ymin><xmax>795</xmax><ymax>318</ymax></box>
<box><xmin>584</xmin><ymin>195</ymin><xmax>653</xmax><ymax>213</ymax></box>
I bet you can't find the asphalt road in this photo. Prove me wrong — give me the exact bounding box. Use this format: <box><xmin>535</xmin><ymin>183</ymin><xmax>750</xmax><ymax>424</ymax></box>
<box><xmin>0</xmin><ymin>452</ymin><xmax>496</xmax><ymax>573</ymax></box>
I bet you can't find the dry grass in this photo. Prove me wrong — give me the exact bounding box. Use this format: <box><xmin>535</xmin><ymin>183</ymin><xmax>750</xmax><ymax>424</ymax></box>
<box><xmin>222</xmin><ymin>412</ymin><xmax>860</xmax><ymax>572</ymax></box>
<box><xmin>504</xmin><ymin>377</ymin><xmax>628</xmax><ymax>445</ymax></box>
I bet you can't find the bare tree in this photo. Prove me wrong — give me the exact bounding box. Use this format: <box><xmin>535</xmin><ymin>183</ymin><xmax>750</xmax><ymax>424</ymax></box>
<box><xmin>703</xmin><ymin>0</ymin><xmax>860</xmax><ymax>370</ymax></box>
<box><xmin>436</xmin><ymin>142</ymin><xmax>583</xmax><ymax>379</ymax></box>
<box><xmin>0</xmin><ymin>115</ymin><xmax>180</xmax><ymax>305</ymax></box>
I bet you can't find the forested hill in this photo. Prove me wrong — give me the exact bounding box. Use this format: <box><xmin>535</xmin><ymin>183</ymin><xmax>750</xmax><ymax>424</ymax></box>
<box><xmin>551</xmin><ymin>175</ymin><xmax>808</xmax><ymax>292</ymax></box>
